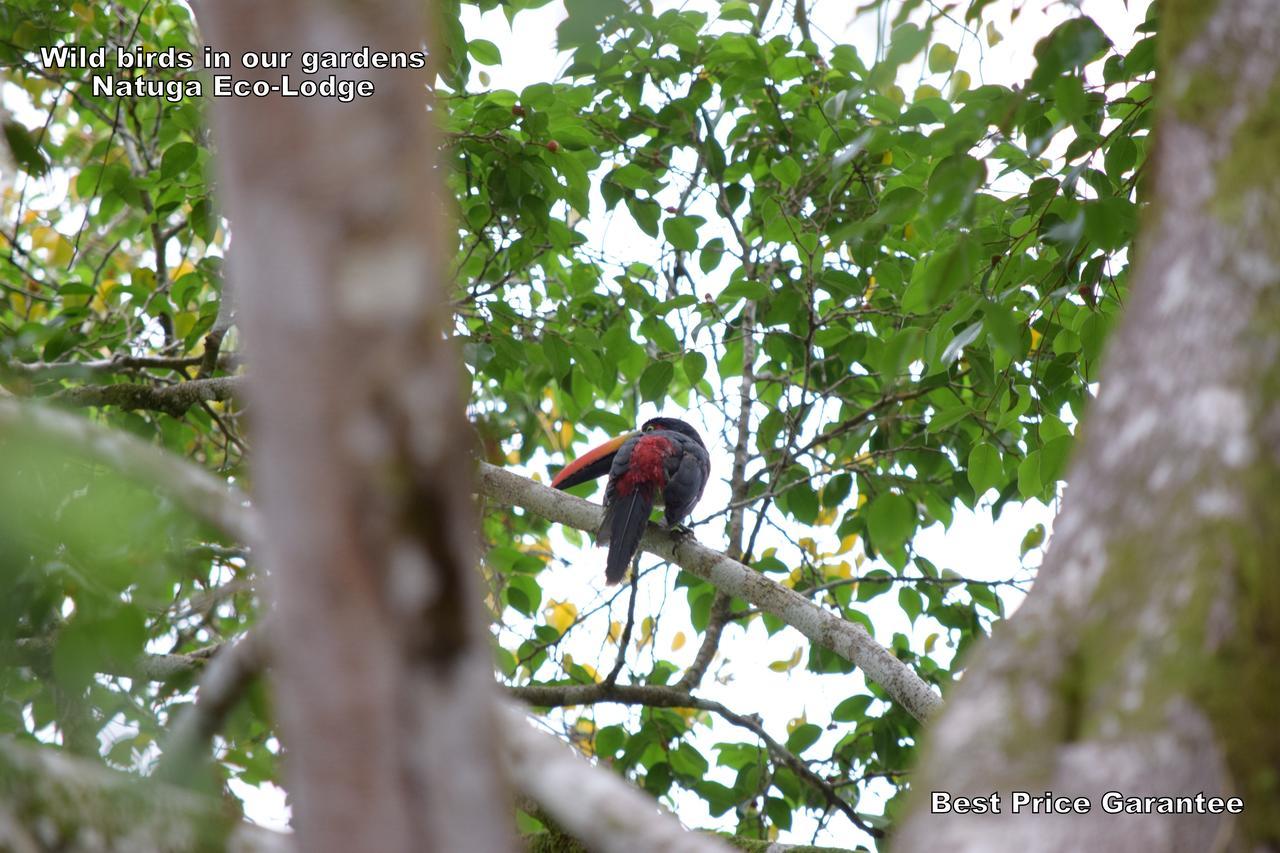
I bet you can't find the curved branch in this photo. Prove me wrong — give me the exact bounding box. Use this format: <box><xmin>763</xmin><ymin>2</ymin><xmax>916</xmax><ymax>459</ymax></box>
<box><xmin>477</xmin><ymin>462</ymin><xmax>943</xmax><ymax>722</ymax></box>
<box><xmin>0</xmin><ymin>735</ymin><xmax>289</xmax><ymax>853</ymax></box>
<box><xmin>497</xmin><ymin>701</ymin><xmax>733</xmax><ymax>853</ymax></box>
<box><xmin>508</xmin><ymin>682</ymin><xmax>883</xmax><ymax>838</ymax></box>
<box><xmin>0</xmin><ymin>398</ymin><xmax>257</xmax><ymax>544</ymax></box>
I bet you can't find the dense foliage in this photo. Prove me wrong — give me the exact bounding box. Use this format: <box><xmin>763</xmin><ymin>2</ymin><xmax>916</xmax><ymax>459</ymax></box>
<box><xmin>0</xmin><ymin>0</ymin><xmax>1153</xmax><ymax>845</ymax></box>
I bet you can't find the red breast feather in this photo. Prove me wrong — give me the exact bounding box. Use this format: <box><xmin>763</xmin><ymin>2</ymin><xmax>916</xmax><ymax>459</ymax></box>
<box><xmin>614</xmin><ymin>434</ymin><xmax>671</xmax><ymax>497</ymax></box>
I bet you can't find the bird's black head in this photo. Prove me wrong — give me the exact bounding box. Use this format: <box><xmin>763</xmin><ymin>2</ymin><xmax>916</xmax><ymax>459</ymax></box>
<box><xmin>641</xmin><ymin>416</ymin><xmax>707</xmax><ymax>449</ymax></box>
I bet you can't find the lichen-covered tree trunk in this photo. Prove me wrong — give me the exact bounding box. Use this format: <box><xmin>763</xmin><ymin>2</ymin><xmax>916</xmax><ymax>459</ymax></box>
<box><xmin>895</xmin><ymin>2</ymin><xmax>1280</xmax><ymax>850</ymax></box>
<box><xmin>196</xmin><ymin>1</ymin><xmax>513</xmax><ymax>850</ymax></box>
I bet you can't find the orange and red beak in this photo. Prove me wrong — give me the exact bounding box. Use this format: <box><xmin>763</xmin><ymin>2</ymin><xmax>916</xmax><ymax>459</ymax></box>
<box><xmin>550</xmin><ymin>432</ymin><xmax>637</xmax><ymax>490</ymax></box>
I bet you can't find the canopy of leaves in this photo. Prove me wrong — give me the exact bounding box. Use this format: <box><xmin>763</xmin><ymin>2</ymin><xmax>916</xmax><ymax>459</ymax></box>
<box><xmin>0</xmin><ymin>0</ymin><xmax>1153</xmax><ymax>845</ymax></box>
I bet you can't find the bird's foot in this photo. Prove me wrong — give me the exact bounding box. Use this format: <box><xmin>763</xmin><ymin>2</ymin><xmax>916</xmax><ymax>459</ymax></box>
<box><xmin>668</xmin><ymin>523</ymin><xmax>695</xmax><ymax>541</ymax></box>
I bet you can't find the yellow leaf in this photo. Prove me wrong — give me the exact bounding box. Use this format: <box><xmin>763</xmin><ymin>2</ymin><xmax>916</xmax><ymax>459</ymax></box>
<box><xmin>815</xmin><ymin>506</ymin><xmax>837</xmax><ymax>526</ymax></box>
<box><xmin>636</xmin><ymin>616</ymin><xmax>654</xmax><ymax>649</ymax></box>
<box><xmin>783</xmin><ymin>568</ymin><xmax>803</xmax><ymax>589</ymax></box>
<box><xmin>950</xmin><ymin>70</ymin><xmax>972</xmax><ymax>98</ymax></box>
<box><xmin>761</xmin><ymin>546</ymin><xmax>777</xmax><ymax>559</ymax></box>
<box><xmin>607</xmin><ymin>620</ymin><xmax>623</xmax><ymax>644</ymax></box>
<box><xmin>986</xmin><ymin>21</ymin><xmax>1003</xmax><ymax>47</ymax></box>
<box><xmin>798</xmin><ymin>537</ymin><xmax>818</xmax><ymax>556</ymax></box>
<box><xmin>825</xmin><ymin>561</ymin><xmax>852</xmax><ymax>580</ymax></box>
<box><xmin>768</xmin><ymin>646</ymin><xmax>803</xmax><ymax>673</ymax></box>
<box><xmin>671</xmin><ymin>631</ymin><xmax>687</xmax><ymax>651</ymax></box>
<box><xmin>863</xmin><ymin>275</ymin><xmax>878</xmax><ymax>300</ymax></box>
<box><xmin>1030</xmin><ymin>328</ymin><xmax>1044</xmax><ymax>349</ymax></box>
<box><xmin>915</xmin><ymin>84</ymin><xmax>941</xmax><ymax>101</ymax></box>
<box><xmin>570</xmin><ymin>717</ymin><xmax>596</xmax><ymax>756</ymax></box>
<box><xmin>880</xmin><ymin>150</ymin><xmax>893</xmax><ymax>166</ymax></box>
<box><xmin>925</xmin><ymin>633</ymin><xmax>938</xmax><ymax>654</ymax></box>
<box><xmin>856</xmin><ymin>493</ymin><xmax>868</xmax><ymax>509</ymax></box>
<box><xmin>544</xmin><ymin>599</ymin><xmax>578</xmax><ymax>634</ymax></box>
<box><xmin>904</xmin><ymin>221</ymin><xmax>916</xmax><ymax>240</ymax></box>
<box><xmin>837</xmin><ymin>533</ymin><xmax>858</xmax><ymax>555</ymax></box>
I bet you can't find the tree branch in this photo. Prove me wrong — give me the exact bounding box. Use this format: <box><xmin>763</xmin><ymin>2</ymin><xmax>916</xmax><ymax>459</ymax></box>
<box><xmin>0</xmin><ymin>398</ymin><xmax>257</xmax><ymax>544</ymax></box>
<box><xmin>508</xmin><ymin>682</ymin><xmax>882</xmax><ymax>838</ymax></box>
<box><xmin>0</xmin><ymin>735</ymin><xmax>290</xmax><ymax>853</ymax></box>
<box><xmin>48</xmin><ymin>375</ymin><xmax>243</xmax><ymax>416</ymax></box>
<box><xmin>155</xmin><ymin>629</ymin><xmax>269</xmax><ymax>782</ymax></box>
<box><xmin>478</xmin><ymin>462</ymin><xmax>943</xmax><ymax>721</ymax></box>
<box><xmin>497</xmin><ymin>701</ymin><xmax>733</xmax><ymax>853</ymax></box>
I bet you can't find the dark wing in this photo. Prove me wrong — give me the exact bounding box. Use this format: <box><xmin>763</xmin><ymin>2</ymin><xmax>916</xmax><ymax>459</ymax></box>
<box><xmin>659</xmin><ymin>431</ymin><xmax>710</xmax><ymax>525</ymax></box>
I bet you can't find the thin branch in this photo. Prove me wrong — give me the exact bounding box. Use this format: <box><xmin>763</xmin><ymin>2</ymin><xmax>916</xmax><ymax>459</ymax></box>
<box><xmin>10</xmin><ymin>636</ymin><xmax>223</xmax><ymax>681</ymax></box>
<box><xmin>508</xmin><ymin>682</ymin><xmax>882</xmax><ymax>838</ymax></box>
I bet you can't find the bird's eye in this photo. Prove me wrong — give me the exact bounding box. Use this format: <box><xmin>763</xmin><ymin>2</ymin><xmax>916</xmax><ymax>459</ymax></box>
<box><xmin>643</xmin><ymin>423</ymin><xmax>654</xmax><ymax>432</ymax></box>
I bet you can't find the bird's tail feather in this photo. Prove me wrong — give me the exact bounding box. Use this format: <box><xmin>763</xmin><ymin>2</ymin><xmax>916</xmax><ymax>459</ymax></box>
<box><xmin>599</xmin><ymin>489</ymin><xmax>652</xmax><ymax>584</ymax></box>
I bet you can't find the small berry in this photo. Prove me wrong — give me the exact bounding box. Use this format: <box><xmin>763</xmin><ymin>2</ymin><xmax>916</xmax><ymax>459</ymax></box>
<box><xmin>546</xmin><ymin>140</ymin><xmax>560</xmax><ymax>152</ymax></box>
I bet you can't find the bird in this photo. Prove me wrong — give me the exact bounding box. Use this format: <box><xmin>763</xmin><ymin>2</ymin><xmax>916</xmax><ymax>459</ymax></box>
<box><xmin>551</xmin><ymin>416</ymin><xmax>710</xmax><ymax>584</ymax></box>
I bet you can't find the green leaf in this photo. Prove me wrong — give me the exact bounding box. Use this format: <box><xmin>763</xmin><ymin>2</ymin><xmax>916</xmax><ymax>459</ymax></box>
<box><xmin>924</xmin><ymin>154</ymin><xmax>985</xmax><ymax>226</ymax></box>
<box><xmin>886</xmin><ymin>23</ymin><xmax>929</xmax><ymax>66</ymax></box>
<box><xmin>160</xmin><ymin>142</ymin><xmax>198</xmax><ymax>180</ymax></box>
<box><xmin>771</xmin><ymin>156</ymin><xmax>802</xmax><ymax>187</ymax></box>
<box><xmin>785</xmin><ymin>723</ymin><xmax>822</xmax><ymax>754</ymax></box>
<box><xmin>983</xmin><ymin>300</ymin><xmax>1021</xmax><ymax>355</ymax></box>
<box><xmin>3</xmin><ymin>121</ymin><xmax>49</xmax><ymax>176</ymax></box>
<box><xmin>1084</xmin><ymin>198</ymin><xmax>1136</xmax><ymax>251</ymax></box>
<box><xmin>867</xmin><ymin>492</ymin><xmax>915</xmax><ymax>553</ymax></box>
<box><xmin>898</xmin><ymin>587</ymin><xmax>923</xmax><ymax>624</ymax></box>
<box><xmin>1017</xmin><ymin>451</ymin><xmax>1041</xmax><ymax>500</ymax></box>
<box><xmin>699</xmin><ymin>238</ymin><xmax>725</xmax><ymax>273</ymax></box>
<box><xmin>682</xmin><ymin>351</ymin><xmax>707</xmax><ymax>385</ymax></box>
<box><xmin>927</xmin><ymin>43</ymin><xmax>957</xmax><ymax>73</ymax></box>
<box><xmin>967</xmin><ymin>444</ymin><xmax>1002</xmax><ymax>495</ymax></box>
<box><xmin>1020</xmin><ymin>523</ymin><xmax>1046</xmax><ymax>556</ymax></box>
<box><xmin>1104</xmin><ymin>137</ymin><xmax>1138</xmax><ymax>181</ymax></box>
<box><xmin>663</xmin><ymin>216</ymin><xmax>700</xmax><ymax>251</ymax></box>
<box><xmin>832</xmin><ymin>694</ymin><xmax>873</xmax><ymax>722</ymax></box>
<box><xmin>468</xmin><ymin>38</ymin><xmax>502</xmax><ymax>65</ymax></box>
<box><xmin>638</xmin><ymin>360</ymin><xmax>675</xmax><ymax>402</ymax></box>
<box><xmin>903</xmin><ymin>237</ymin><xmax>979</xmax><ymax>314</ymax></box>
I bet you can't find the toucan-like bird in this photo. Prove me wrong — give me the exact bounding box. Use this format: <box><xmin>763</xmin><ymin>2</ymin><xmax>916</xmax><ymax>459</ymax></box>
<box><xmin>551</xmin><ymin>417</ymin><xmax>710</xmax><ymax>584</ymax></box>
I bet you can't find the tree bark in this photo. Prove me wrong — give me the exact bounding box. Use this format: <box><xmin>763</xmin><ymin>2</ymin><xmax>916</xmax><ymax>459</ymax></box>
<box><xmin>195</xmin><ymin>0</ymin><xmax>513</xmax><ymax>850</ymax></box>
<box><xmin>895</xmin><ymin>1</ymin><xmax>1280</xmax><ymax>849</ymax></box>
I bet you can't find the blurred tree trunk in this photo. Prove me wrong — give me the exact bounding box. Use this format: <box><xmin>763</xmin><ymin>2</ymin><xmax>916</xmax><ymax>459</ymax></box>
<box><xmin>196</xmin><ymin>1</ymin><xmax>513</xmax><ymax>851</ymax></box>
<box><xmin>896</xmin><ymin>2</ymin><xmax>1280</xmax><ymax>850</ymax></box>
